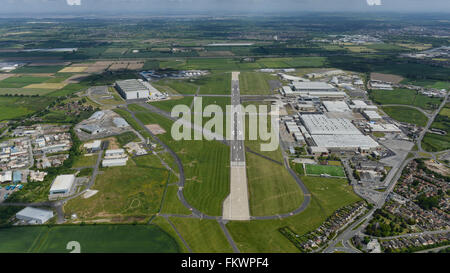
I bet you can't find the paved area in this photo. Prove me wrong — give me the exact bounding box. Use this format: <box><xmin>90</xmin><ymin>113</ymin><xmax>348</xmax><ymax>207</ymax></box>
<box><xmin>223</xmin><ymin>72</ymin><xmax>250</xmax><ymax>221</ymax></box>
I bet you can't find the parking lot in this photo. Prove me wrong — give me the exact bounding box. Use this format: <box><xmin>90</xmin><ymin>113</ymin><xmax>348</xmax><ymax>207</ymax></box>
<box><xmin>0</xmin><ymin>184</ymin><xmax>21</xmax><ymax>203</ymax></box>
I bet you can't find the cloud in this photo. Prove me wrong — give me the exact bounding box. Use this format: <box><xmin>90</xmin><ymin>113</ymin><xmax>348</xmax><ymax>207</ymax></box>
<box><xmin>366</xmin><ymin>0</ymin><xmax>382</xmax><ymax>6</ymax></box>
<box><xmin>66</xmin><ymin>0</ymin><xmax>81</xmax><ymax>6</ymax></box>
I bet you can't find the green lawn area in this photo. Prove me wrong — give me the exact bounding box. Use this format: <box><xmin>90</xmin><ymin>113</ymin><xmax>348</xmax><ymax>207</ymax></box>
<box><xmin>0</xmin><ymin>75</ymin><xmax>51</xmax><ymax>88</ymax></box>
<box><xmin>72</xmin><ymin>154</ymin><xmax>97</xmax><ymax>168</ymax></box>
<box><xmin>115</xmin><ymin>131</ymin><xmax>139</xmax><ymax>146</ymax></box>
<box><xmin>160</xmin><ymin>185</ymin><xmax>192</xmax><ymax>215</ymax></box>
<box><xmin>422</xmin><ymin>103</ymin><xmax>450</xmax><ymax>152</ymax></box>
<box><xmin>239</xmin><ymin>72</ymin><xmax>275</xmax><ymax>95</ymax></box>
<box><xmin>169</xmin><ymin>217</ymin><xmax>234</xmax><ymax>253</ymax></box>
<box><xmin>246</xmin><ymin>151</ymin><xmax>304</xmax><ymax>216</ymax></box>
<box><xmin>130</xmin><ymin>104</ymin><xmax>230</xmax><ymax>216</ymax></box>
<box><xmin>305</xmin><ymin>164</ymin><xmax>346</xmax><ymax>177</ymax></box>
<box><xmin>0</xmin><ymin>225</ymin><xmax>179</xmax><ymax>253</ymax></box>
<box><xmin>148</xmin><ymin>96</ymin><xmax>194</xmax><ymax>113</ymax></box>
<box><xmin>382</xmin><ymin>106</ymin><xmax>428</xmax><ymax>127</ymax></box>
<box><xmin>256</xmin><ymin>57</ymin><xmax>326</xmax><ymax>68</ymax></box>
<box><xmin>401</xmin><ymin>79</ymin><xmax>450</xmax><ymax>90</ymax></box>
<box><xmin>64</xmin><ymin>155</ymin><xmax>170</xmax><ymax>222</ymax></box>
<box><xmin>226</xmin><ymin>176</ymin><xmax>361</xmax><ymax>252</ymax></box>
<box><xmin>0</xmin><ymin>96</ymin><xmax>54</xmax><ymax>121</ymax></box>
<box><xmin>152</xmin><ymin>79</ymin><xmax>198</xmax><ymax>95</ymax></box>
<box><xmin>46</xmin><ymin>83</ymin><xmax>88</xmax><ymax>97</ymax></box>
<box><xmin>370</xmin><ymin>88</ymin><xmax>442</xmax><ymax>111</ymax></box>
<box><xmin>194</xmin><ymin>73</ymin><xmax>231</xmax><ymax>95</ymax></box>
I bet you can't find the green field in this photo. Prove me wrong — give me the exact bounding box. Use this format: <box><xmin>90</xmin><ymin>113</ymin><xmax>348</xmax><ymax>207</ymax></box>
<box><xmin>130</xmin><ymin>104</ymin><xmax>230</xmax><ymax>216</ymax></box>
<box><xmin>0</xmin><ymin>96</ymin><xmax>54</xmax><ymax>121</ymax></box>
<box><xmin>246</xmin><ymin>151</ymin><xmax>304</xmax><ymax>216</ymax></box>
<box><xmin>422</xmin><ymin>103</ymin><xmax>450</xmax><ymax>152</ymax></box>
<box><xmin>0</xmin><ymin>75</ymin><xmax>51</xmax><ymax>88</ymax></box>
<box><xmin>115</xmin><ymin>131</ymin><xmax>139</xmax><ymax>146</ymax></box>
<box><xmin>153</xmin><ymin>79</ymin><xmax>198</xmax><ymax>95</ymax></box>
<box><xmin>13</xmin><ymin>65</ymin><xmax>65</xmax><ymax>74</ymax></box>
<box><xmin>65</xmin><ymin>155</ymin><xmax>170</xmax><ymax>222</ymax></box>
<box><xmin>195</xmin><ymin>73</ymin><xmax>231</xmax><ymax>95</ymax></box>
<box><xmin>169</xmin><ymin>217</ymin><xmax>234</xmax><ymax>252</ymax></box>
<box><xmin>72</xmin><ymin>154</ymin><xmax>97</xmax><ymax>168</ymax></box>
<box><xmin>305</xmin><ymin>164</ymin><xmax>346</xmax><ymax>177</ymax></box>
<box><xmin>226</xmin><ymin>176</ymin><xmax>361</xmax><ymax>252</ymax></box>
<box><xmin>239</xmin><ymin>72</ymin><xmax>275</xmax><ymax>95</ymax></box>
<box><xmin>370</xmin><ymin>88</ymin><xmax>442</xmax><ymax>111</ymax></box>
<box><xmin>149</xmin><ymin>96</ymin><xmax>194</xmax><ymax>113</ymax></box>
<box><xmin>382</xmin><ymin>106</ymin><xmax>428</xmax><ymax>127</ymax></box>
<box><xmin>0</xmin><ymin>225</ymin><xmax>179</xmax><ymax>253</ymax></box>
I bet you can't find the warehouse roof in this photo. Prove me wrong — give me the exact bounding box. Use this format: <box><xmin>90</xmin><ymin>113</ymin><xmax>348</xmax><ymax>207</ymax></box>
<box><xmin>312</xmin><ymin>134</ymin><xmax>379</xmax><ymax>149</ymax></box>
<box><xmin>116</xmin><ymin>79</ymin><xmax>148</xmax><ymax>93</ymax></box>
<box><xmin>301</xmin><ymin>114</ymin><xmax>361</xmax><ymax>135</ymax></box>
<box><xmin>323</xmin><ymin>101</ymin><xmax>350</xmax><ymax>112</ymax></box>
<box><xmin>16</xmin><ymin>207</ymin><xmax>53</xmax><ymax>223</ymax></box>
<box><xmin>50</xmin><ymin>174</ymin><xmax>75</xmax><ymax>193</ymax></box>
<box><xmin>291</xmin><ymin>81</ymin><xmax>336</xmax><ymax>91</ymax></box>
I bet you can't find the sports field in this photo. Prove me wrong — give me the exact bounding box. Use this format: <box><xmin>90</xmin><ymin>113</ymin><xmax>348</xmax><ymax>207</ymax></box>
<box><xmin>0</xmin><ymin>225</ymin><xmax>179</xmax><ymax>253</ymax></box>
<box><xmin>305</xmin><ymin>164</ymin><xmax>346</xmax><ymax>177</ymax></box>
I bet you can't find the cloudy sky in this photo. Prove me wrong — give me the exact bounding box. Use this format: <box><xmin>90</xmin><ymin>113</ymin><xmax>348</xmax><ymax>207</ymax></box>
<box><xmin>0</xmin><ymin>0</ymin><xmax>449</xmax><ymax>14</ymax></box>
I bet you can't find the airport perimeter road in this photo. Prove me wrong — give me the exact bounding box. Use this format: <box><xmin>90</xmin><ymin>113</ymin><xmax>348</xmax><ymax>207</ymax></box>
<box><xmin>223</xmin><ymin>72</ymin><xmax>250</xmax><ymax>221</ymax></box>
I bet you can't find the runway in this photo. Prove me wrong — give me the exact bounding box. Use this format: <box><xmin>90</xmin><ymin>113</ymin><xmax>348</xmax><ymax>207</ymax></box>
<box><xmin>223</xmin><ymin>72</ymin><xmax>250</xmax><ymax>221</ymax></box>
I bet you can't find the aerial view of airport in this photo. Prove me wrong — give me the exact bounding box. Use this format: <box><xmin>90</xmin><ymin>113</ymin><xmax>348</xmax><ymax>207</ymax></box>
<box><xmin>0</xmin><ymin>0</ymin><xmax>449</xmax><ymax>260</ymax></box>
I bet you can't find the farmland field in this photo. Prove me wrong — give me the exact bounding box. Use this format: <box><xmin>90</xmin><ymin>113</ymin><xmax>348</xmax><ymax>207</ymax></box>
<box><xmin>305</xmin><ymin>164</ymin><xmax>346</xmax><ymax>177</ymax></box>
<box><xmin>0</xmin><ymin>75</ymin><xmax>51</xmax><ymax>88</ymax></box>
<box><xmin>382</xmin><ymin>106</ymin><xmax>428</xmax><ymax>127</ymax></box>
<box><xmin>0</xmin><ymin>225</ymin><xmax>179</xmax><ymax>253</ymax></box>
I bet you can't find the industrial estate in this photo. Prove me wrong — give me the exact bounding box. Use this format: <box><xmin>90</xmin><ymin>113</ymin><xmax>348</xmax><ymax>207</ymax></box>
<box><xmin>0</xmin><ymin>5</ymin><xmax>449</xmax><ymax>256</ymax></box>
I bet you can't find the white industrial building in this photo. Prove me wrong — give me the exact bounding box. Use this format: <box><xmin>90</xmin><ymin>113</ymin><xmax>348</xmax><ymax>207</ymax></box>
<box><xmin>113</xmin><ymin>117</ymin><xmax>129</xmax><ymax>128</ymax></box>
<box><xmin>363</xmin><ymin>110</ymin><xmax>382</xmax><ymax>121</ymax></box>
<box><xmin>16</xmin><ymin>207</ymin><xmax>54</xmax><ymax>224</ymax></box>
<box><xmin>291</xmin><ymin>82</ymin><xmax>337</xmax><ymax>92</ymax></box>
<box><xmin>115</xmin><ymin>79</ymin><xmax>151</xmax><ymax>100</ymax></box>
<box><xmin>50</xmin><ymin>174</ymin><xmax>75</xmax><ymax>196</ymax></box>
<box><xmin>102</xmin><ymin>158</ymin><xmax>128</xmax><ymax>167</ymax></box>
<box><xmin>349</xmin><ymin>100</ymin><xmax>379</xmax><ymax>111</ymax></box>
<box><xmin>300</xmin><ymin>114</ymin><xmax>361</xmax><ymax>135</ymax></box>
<box><xmin>323</xmin><ymin>101</ymin><xmax>351</xmax><ymax>112</ymax></box>
<box><xmin>83</xmin><ymin>140</ymin><xmax>102</xmax><ymax>153</ymax></box>
<box><xmin>311</xmin><ymin>134</ymin><xmax>379</xmax><ymax>150</ymax></box>
<box><xmin>104</xmin><ymin>149</ymin><xmax>126</xmax><ymax>159</ymax></box>
<box><xmin>369</xmin><ymin>123</ymin><xmax>402</xmax><ymax>133</ymax></box>
<box><xmin>1</xmin><ymin>171</ymin><xmax>12</xmax><ymax>182</ymax></box>
<box><xmin>300</xmin><ymin>114</ymin><xmax>379</xmax><ymax>151</ymax></box>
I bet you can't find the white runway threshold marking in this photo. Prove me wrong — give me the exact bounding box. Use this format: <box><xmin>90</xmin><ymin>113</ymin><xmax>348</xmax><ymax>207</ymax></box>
<box><xmin>223</xmin><ymin>72</ymin><xmax>250</xmax><ymax>221</ymax></box>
